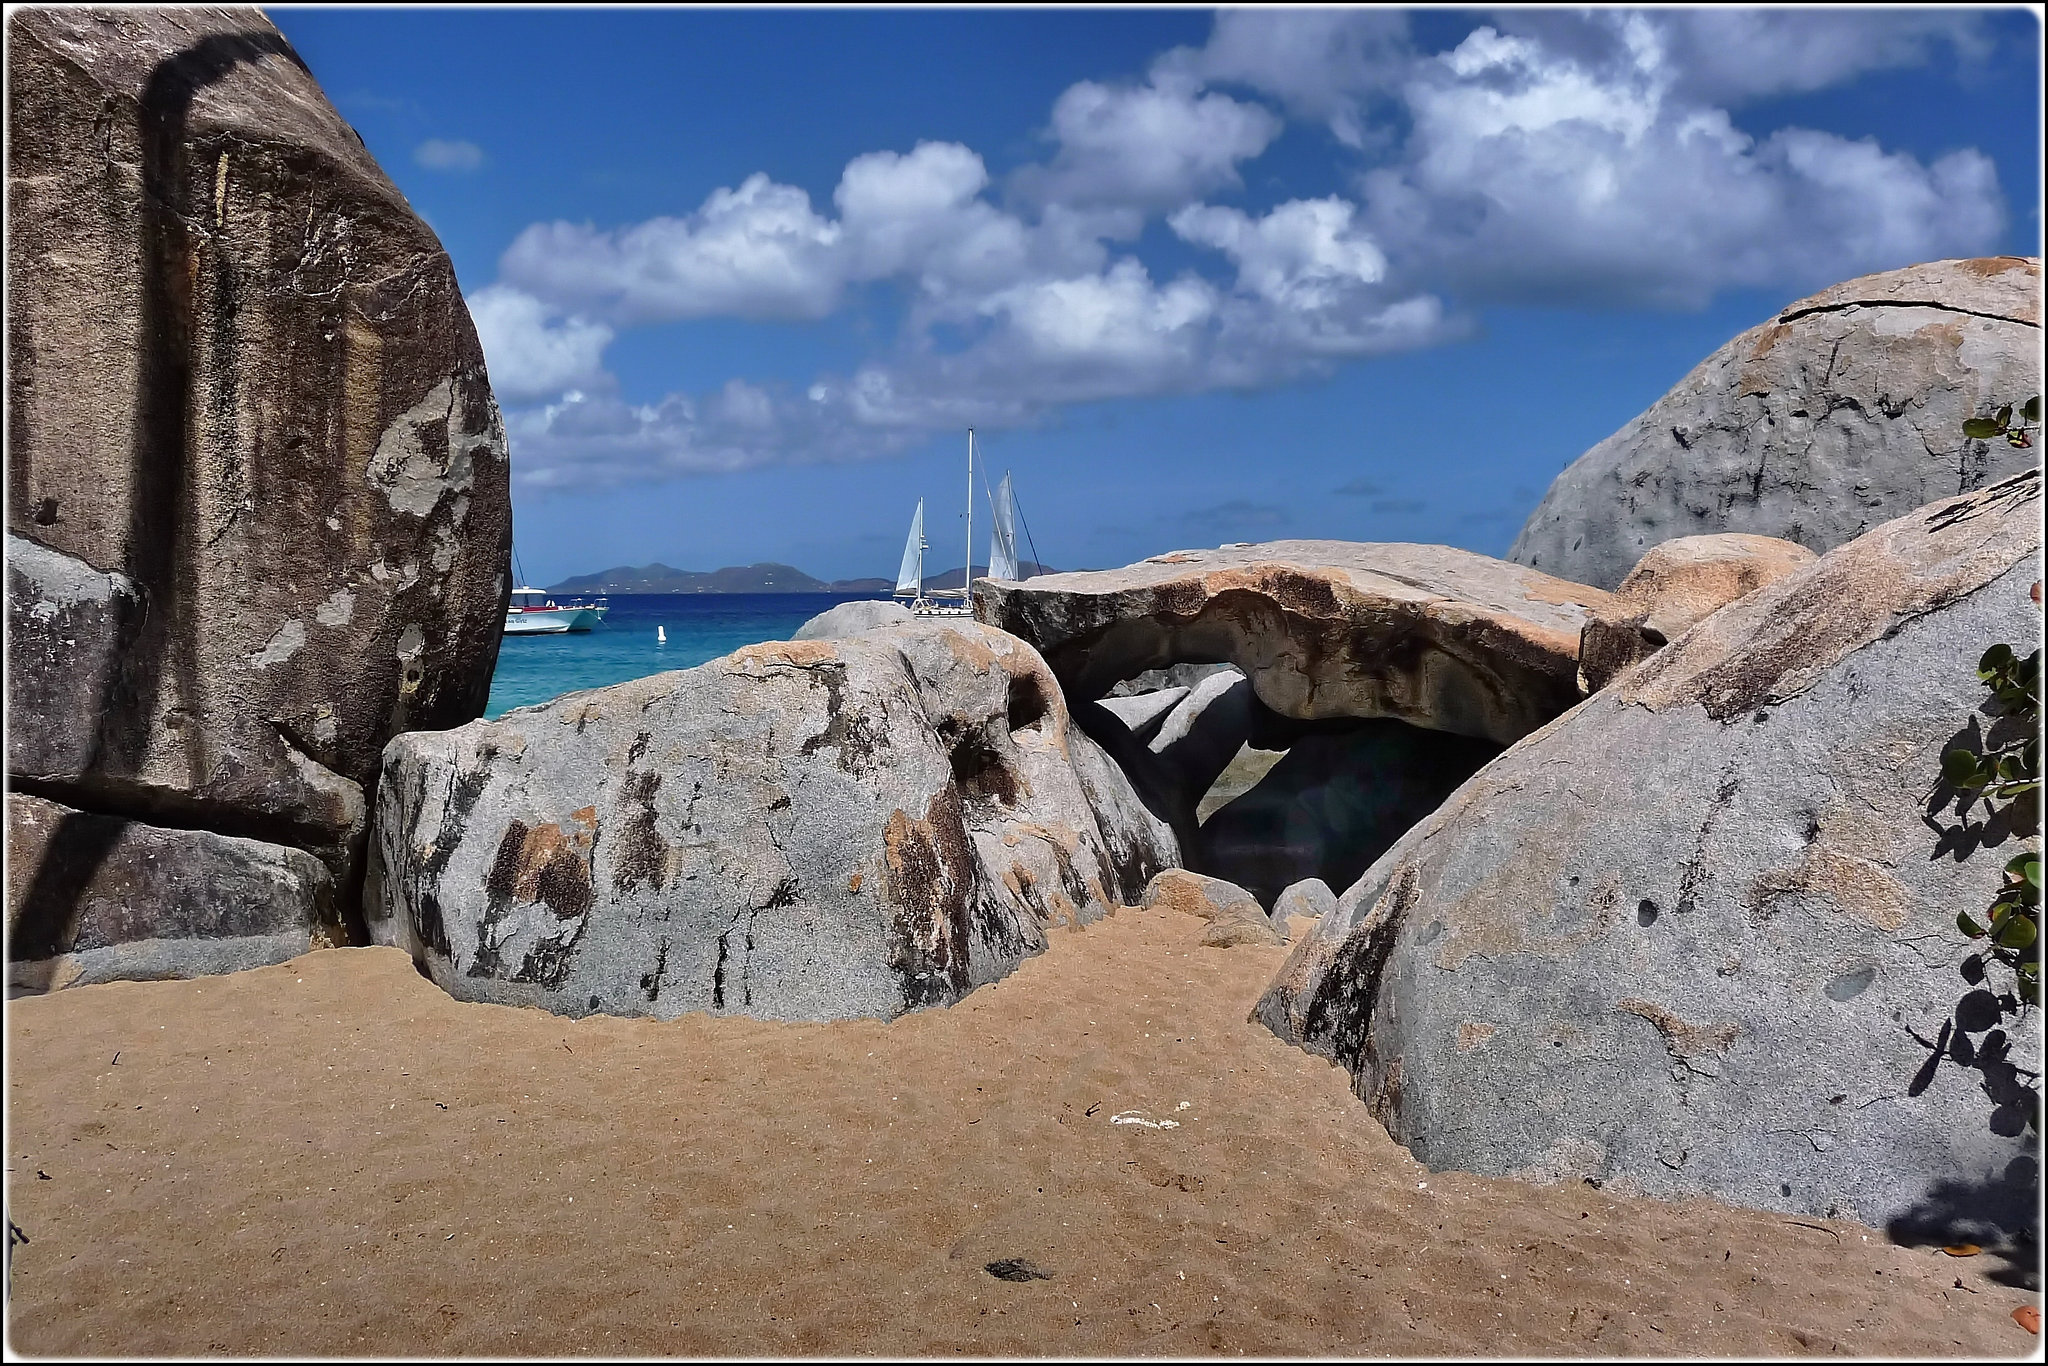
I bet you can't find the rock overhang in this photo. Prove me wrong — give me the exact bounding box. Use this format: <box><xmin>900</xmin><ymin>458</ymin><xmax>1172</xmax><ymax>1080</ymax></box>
<box><xmin>977</xmin><ymin>540</ymin><xmax>1615</xmax><ymax>746</ymax></box>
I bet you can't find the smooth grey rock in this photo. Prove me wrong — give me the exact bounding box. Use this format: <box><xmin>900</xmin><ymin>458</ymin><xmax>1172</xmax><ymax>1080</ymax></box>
<box><xmin>1150</xmin><ymin>669</ymin><xmax>1256</xmax><ymax>769</ymax></box>
<box><xmin>1195</xmin><ymin>743</ymin><xmax>1289</xmax><ymax>825</ymax></box>
<box><xmin>1259</xmin><ymin>471</ymin><xmax>2043</xmax><ymax>1236</ymax></box>
<box><xmin>1109</xmin><ymin>662</ymin><xmax>1236</xmax><ymax>697</ymax></box>
<box><xmin>1139</xmin><ymin>869</ymin><xmax>1277</xmax><ymax>948</ymax></box>
<box><xmin>367</xmin><ymin>621</ymin><xmax>1177</xmax><ymax>1022</ymax></box>
<box><xmin>1141</xmin><ymin>868</ymin><xmax>1264</xmax><ymax>919</ymax></box>
<box><xmin>6</xmin><ymin>792</ymin><xmax>336</xmax><ymax>992</ymax></box>
<box><xmin>1096</xmin><ymin>686</ymin><xmax>1190</xmax><ymax>744</ymax></box>
<box><xmin>792</xmin><ymin>599</ymin><xmax>914</xmax><ymax>641</ymax></box>
<box><xmin>6</xmin><ymin>534</ymin><xmax>144</xmax><ymax>781</ymax></box>
<box><xmin>977</xmin><ymin>541</ymin><xmax>1614</xmax><ymax>744</ymax></box>
<box><xmin>1197</xmin><ymin>720</ymin><xmax>1502</xmax><ymax>908</ymax></box>
<box><xmin>7</xmin><ymin>8</ymin><xmax>509</xmax><ymax>879</ymax></box>
<box><xmin>1579</xmin><ymin>534</ymin><xmax>1818</xmax><ymax>693</ymax></box>
<box><xmin>1272</xmin><ymin>879</ymin><xmax>1337</xmax><ymax>925</ymax></box>
<box><xmin>1511</xmin><ymin>257</ymin><xmax>2042</xmax><ymax>590</ymax></box>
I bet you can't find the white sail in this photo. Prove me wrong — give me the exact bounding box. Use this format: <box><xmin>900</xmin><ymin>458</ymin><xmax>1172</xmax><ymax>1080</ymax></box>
<box><xmin>987</xmin><ymin>472</ymin><xmax>1019</xmax><ymax>581</ymax></box>
<box><xmin>895</xmin><ymin>499</ymin><xmax>925</xmax><ymax>596</ymax></box>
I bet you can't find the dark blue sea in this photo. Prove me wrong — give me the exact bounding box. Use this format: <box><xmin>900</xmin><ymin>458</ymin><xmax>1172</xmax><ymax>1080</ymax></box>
<box><xmin>485</xmin><ymin>592</ymin><xmax>895</xmax><ymax>719</ymax></box>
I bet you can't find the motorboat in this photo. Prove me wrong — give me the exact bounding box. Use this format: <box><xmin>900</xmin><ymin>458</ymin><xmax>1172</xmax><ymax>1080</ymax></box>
<box><xmin>504</xmin><ymin>586</ymin><xmax>607</xmax><ymax>634</ymax></box>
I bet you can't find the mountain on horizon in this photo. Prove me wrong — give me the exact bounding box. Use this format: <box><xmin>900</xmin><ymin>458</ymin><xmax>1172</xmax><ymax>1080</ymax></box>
<box><xmin>547</xmin><ymin>559</ymin><xmax>1055</xmax><ymax>595</ymax></box>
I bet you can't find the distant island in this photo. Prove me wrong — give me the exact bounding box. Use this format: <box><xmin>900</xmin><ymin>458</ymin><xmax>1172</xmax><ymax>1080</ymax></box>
<box><xmin>546</xmin><ymin>560</ymin><xmax>1055</xmax><ymax>595</ymax></box>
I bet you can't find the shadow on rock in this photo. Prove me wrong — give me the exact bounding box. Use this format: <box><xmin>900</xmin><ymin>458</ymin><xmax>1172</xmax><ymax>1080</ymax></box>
<box><xmin>1195</xmin><ymin>719</ymin><xmax>1501</xmax><ymax>907</ymax></box>
<box><xmin>1886</xmin><ymin>1154</ymin><xmax>2040</xmax><ymax>1290</ymax></box>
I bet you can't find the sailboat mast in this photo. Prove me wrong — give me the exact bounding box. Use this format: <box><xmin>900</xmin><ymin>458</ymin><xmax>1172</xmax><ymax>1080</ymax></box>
<box><xmin>963</xmin><ymin>428</ymin><xmax>975</xmax><ymax>603</ymax></box>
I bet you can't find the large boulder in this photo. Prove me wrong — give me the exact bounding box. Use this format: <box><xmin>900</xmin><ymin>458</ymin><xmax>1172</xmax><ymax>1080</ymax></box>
<box><xmin>1095</xmin><ymin>686</ymin><xmax>1189</xmax><ymax>744</ymax></box>
<box><xmin>791</xmin><ymin>598</ymin><xmax>913</xmax><ymax>640</ymax></box>
<box><xmin>1108</xmin><ymin>661</ymin><xmax>1236</xmax><ymax>697</ymax></box>
<box><xmin>1578</xmin><ymin>534</ymin><xmax>1818</xmax><ymax>693</ymax></box>
<box><xmin>7</xmin><ymin>792</ymin><xmax>337</xmax><ymax>992</ymax></box>
<box><xmin>367</xmin><ymin>621</ymin><xmax>1177</xmax><ymax>1022</ymax></box>
<box><xmin>1510</xmin><ymin>257</ymin><xmax>2042</xmax><ymax>590</ymax></box>
<box><xmin>976</xmin><ymin>542</ymin><xmax>1614</xmax><ymax>745</ymax></box>
<box><xmin>1273</xmin><ymin>878</ymin><xmax>1337</xmax><ymax>926</ymax></box>
<box><xmin>1258</xmin><ymin>471</ymin><xmax>2043</xmax><ymax>1234</ymax></box>
<box><xmin>1139</xmin><ymin>869</ymin><xmax>1279</xmax><ymax>947</ymax></box>
<box><xmin>6</xmin><ymin>7</ymin><xmax>510</xmax><ymax>967</ymax></box>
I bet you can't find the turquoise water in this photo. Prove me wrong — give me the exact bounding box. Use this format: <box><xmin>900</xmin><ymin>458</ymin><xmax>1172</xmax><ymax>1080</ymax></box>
<box><xmin>486</xmin><ymin>592</ymin><xmax>895</xmax><ymax>718</ymax></box>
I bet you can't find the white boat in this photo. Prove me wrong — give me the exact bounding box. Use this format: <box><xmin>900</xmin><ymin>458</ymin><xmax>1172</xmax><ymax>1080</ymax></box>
<box><xmin>893</xmin><ymin>429</ymin><xmax>1030</xmax><ymax>618</ymax></box>
<box><xmin>503</xmin><ymin>586</ymin><xmax>607</xmax><ymax>635</ymax></box>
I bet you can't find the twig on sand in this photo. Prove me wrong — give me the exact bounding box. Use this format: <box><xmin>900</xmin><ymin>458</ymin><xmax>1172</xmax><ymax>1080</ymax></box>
<box><xmin>1782</xmin><ymin>1220</ymin><xmax>1841</xmax><ymax>1243</ymax></box>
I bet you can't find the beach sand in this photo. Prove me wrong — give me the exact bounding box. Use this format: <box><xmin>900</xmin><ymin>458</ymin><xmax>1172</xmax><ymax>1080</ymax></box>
<box><xmin>6</xmin><ymin>903</ymin><xmax>2037</xmax><ymax>1357</ymax></box>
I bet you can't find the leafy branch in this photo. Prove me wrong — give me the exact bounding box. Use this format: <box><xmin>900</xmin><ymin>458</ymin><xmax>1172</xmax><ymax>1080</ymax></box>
<box><xmin>1935</xmin><ymin>392</ymin><xmax>2043</xmax><ymax>1135</ymax></box>
<box><xmin>1962</xmin><ymin>393</ymin><xmax>2041</xmax><ymax>448</ymax></box>
<box><xmin>1945</xmin><ymin>635</ymin><xmax>2042</xmax><ymax>1008</ymax></box>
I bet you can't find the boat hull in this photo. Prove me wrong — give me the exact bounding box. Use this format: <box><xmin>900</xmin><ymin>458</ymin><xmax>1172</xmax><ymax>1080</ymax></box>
<box><xmin>503</xmin><ymin>612</ymin><xmax>572</xmax><ymax>635</ymax></box>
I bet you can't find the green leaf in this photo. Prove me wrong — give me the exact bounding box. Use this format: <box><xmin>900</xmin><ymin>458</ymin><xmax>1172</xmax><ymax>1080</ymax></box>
<box><xmin>1998</xmin><ymin>915</ymin><xmax>2038</xmax><ymax>951</ymax></box>
<box><xmin>2023</xmin><ymin>396</ymin><xmax>2042</xmax><ymax>423</ymax></box>
<box><xmin>1959</xmin><ymin>910</ymin><xmax>1987</xmax><ymax>938</ymax></box>
<box><xmin>1964</xmin><ymin>417</ymin><xmax>2005</xmax><ymax>439</ymax></box>
<box><xmin>1996</xmin><ymin>404</ymin><xmax>2014</xmax><ymax>427</ymax></box>
<box><xmin>1943</xmin><ymin>747</ymin><xmax>1985</xmax><ymax>786</ymax></box>
<box><xmin>1980</xmin><ymin>643</ymin><xmax>2017</xmax><ymax>674</ymax></box>
<box><xmin>2015</xmin><ymin>856</ymin><xmax>2043</xmax><ymax>890</ymax></box>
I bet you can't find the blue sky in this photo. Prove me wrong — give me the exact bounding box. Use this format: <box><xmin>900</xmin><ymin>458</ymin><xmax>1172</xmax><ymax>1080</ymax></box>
<box><xmin>270</xmin><ymin>7</ymin><xmax>2044</xmax><ymax>586</ymax></box>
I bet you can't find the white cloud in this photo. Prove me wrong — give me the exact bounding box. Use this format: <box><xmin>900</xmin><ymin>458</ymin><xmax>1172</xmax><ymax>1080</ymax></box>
<box><xmin>1496</xmin><ymin>9</ymin><xmax>1992</xmax><ymax>106</ymax></box>
<box><xmin>467</xmin><ymin>285</ymin><xmax>614</xmax><ymax>403</ymax></box>
<box><xmin>979</xmin><ymin>260</ymin><xmax>1217</xmax><ymax>372</ymax></box>
<box><xmin>1357</xmin><ymin>21</ymin><xmax>2005</xmax><ymax>306</ymax></box>
<box><xmin>476</xmin><ymin>8</ymin><xmax>2010</xmax><ymax>487</ymax></box>
<box><xmin>1171</xmin><ymin>198</ymin><xmax>1387</xmax><ymax>310</ymax></box>
<box><xmin>413</xmin><ymin>138</ymin><xmax>484</xmax><ymax>172</ymax></box>
<box><xmin>1158</xmin><ymin>8</ymin><xmax>1412</xmax><ymax>149</ymax></box>
<box><xmin>499</xmin><ymin>174</ymin><xmax>846</xmax><ymax>324</ymax></box>
<box><xmin>1010</xmin><ymin>72</ymin><xmax>1283</xmax><ymax>210</ymax></box>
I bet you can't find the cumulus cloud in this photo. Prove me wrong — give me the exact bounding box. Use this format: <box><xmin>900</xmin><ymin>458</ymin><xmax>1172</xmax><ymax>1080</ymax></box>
<box><xmin>468</xmin><ymin>286</ymin><xmax>614</xmax><ymax>403</ymax></box>
<box><xmin>1357</xmin><ymin>18</ymin><xmax>2005</xmax><ymax>306</ymax></box>
<box><xmin>1009</xmin><ymin>72</ymin><xmax>1283</xmax><ymax>210</ymax></box>
<box><xmin>413</xmin><ymin>137</ymin><xmax>484</xmax><ymax>171</ymax></box>
<box><xmin>1157</xmin><ymin>8</ymin><xmax>1412</xmax><ymax>149</ymax></box>
<box><xmin>1496</xmin><ymin>9</ymin><xmax>1992</xmax><ymax>106</ymax></box>
<box><xmin>477</xmin><ymin>8</ymin><xmax>2009</xmax><ymax>487</ymax></box>
<box><xmin>500</xmin><ymin>174</ymin><xmax>846</xmax><ymax>324</ymax></box>
<box><xmin>1171</xmin><ymin>198</ymin><xmax>1387</xmax><ymax>309</ymax></box>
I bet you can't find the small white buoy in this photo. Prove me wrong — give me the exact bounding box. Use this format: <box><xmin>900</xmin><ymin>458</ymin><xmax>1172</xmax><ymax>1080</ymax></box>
<box><xmin>656</xmin><ymin>625</ymin><xmax>667</xmax><ymax>644</ymax></box>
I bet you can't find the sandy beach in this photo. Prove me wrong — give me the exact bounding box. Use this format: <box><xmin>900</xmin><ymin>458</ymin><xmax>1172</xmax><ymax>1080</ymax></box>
<box><xmin>5</xmin><ymin>902</ymin><xmax>2038</xmax><ymax>1358</ymax></box>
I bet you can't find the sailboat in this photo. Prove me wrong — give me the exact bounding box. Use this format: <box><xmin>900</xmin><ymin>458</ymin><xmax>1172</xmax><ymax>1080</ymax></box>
<box><xmin>893</xmin><ymin>429</ymin><xmax>1031</xmax><ymax>618</ymax></box>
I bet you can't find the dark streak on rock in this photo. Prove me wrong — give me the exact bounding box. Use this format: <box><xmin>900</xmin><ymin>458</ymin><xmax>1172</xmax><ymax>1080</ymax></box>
<box><xmin>511</xmin><ymin>914</ymin><xmax>585</xmax><ymax>989</ymax></box>
<box><xmin>1676</xmin><ymin>769</ymin><xmax>1740</xmax><ymax>916</ymax></box>
<box><xmin>795</xmin><ymin>661</ymin><xmax>886</xmax><ymax>775</ymax></box>
<box><xmin>1300</xmin><ymin>864</ymin><xmax>1421</xmax><ymax>1078</ymax></box>
<box><xmin>530</xmin><ymin>846</ymin><xmax>591</xmax><ymax>920</ymax></box>
<box><xmin>484</xmin><ymin>818</ymin><xmax>530</xmax><ymax>903</ymax></box>
<box><xmin>611</xmin><ymin>769</ymin><xmax>665</xmax><ymax>894</ymax></box>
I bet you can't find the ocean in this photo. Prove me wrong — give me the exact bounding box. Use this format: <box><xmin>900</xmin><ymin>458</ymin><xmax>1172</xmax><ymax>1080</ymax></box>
<box><xmin>485</xmin><ymin>592</ymin><xmax>896</xmax><ymax>718</ymax></box>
